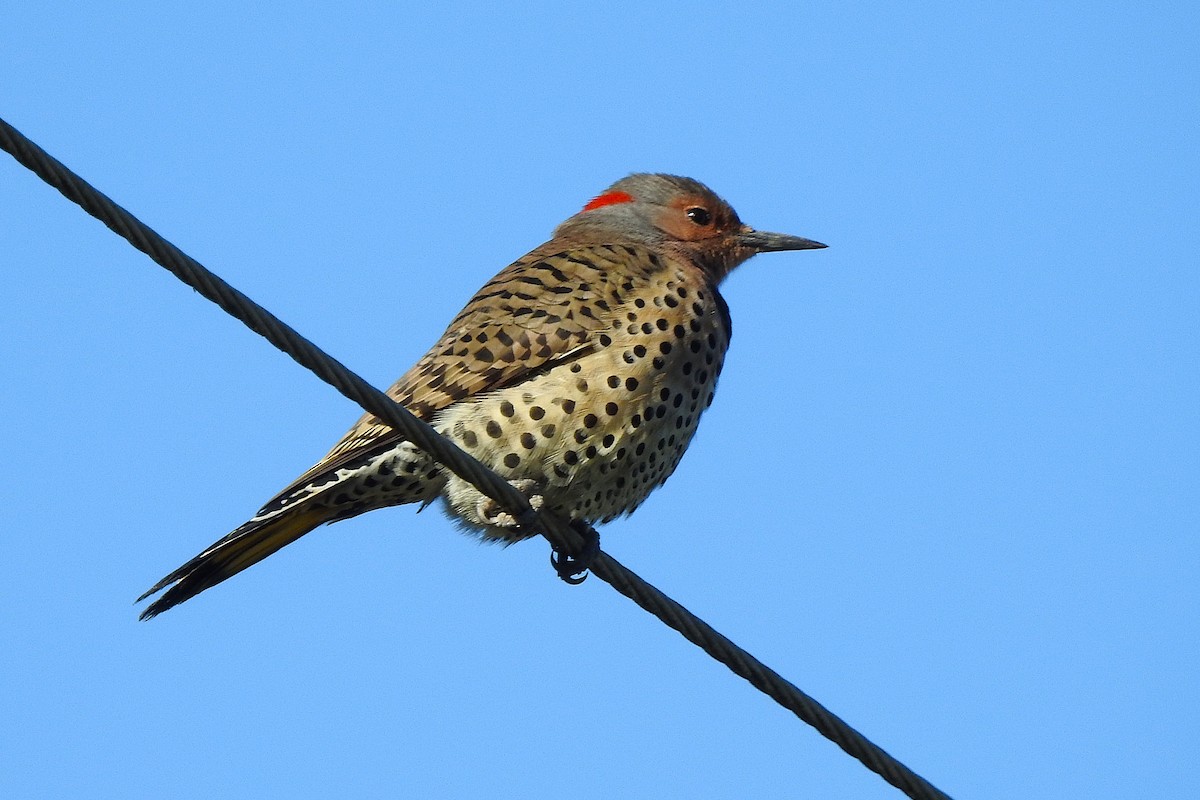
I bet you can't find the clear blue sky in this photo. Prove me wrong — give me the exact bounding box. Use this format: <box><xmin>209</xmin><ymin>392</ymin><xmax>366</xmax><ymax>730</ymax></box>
<box><xmin>3</xmin><ymin>4</ymin><xmax>1196</xmax><ymax>798</ymax></box>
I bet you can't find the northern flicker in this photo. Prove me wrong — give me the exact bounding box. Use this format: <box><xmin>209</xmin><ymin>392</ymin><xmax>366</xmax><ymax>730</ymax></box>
<box><xmin>138</xmin><ymin>174</ymin><xmax>825</xmax><ymax>618</ymax></box>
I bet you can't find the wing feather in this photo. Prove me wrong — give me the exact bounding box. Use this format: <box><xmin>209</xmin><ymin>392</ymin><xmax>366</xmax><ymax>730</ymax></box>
<box><xmin>274</xmin><ymin>244</ymin><xmax>659</xmax><ymax>497</ymax></box>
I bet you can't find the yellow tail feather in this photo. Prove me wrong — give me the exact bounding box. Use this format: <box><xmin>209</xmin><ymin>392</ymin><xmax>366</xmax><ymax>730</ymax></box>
<box><xmin>138</xmin><ymin>505</ymin><xmax>330</xmax><ymax>620</ymax></box>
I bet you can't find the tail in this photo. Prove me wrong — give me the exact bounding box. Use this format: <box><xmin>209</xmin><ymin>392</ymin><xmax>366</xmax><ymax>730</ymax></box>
<box><xmin>138</xmin><ymin>436</ymin><xmax>441</xmax><ymax>619</ymax></box>
<box><xmin>137</xmin><ymin>504</ymin><xmax>331</xmax><ymax>620</ymax></box>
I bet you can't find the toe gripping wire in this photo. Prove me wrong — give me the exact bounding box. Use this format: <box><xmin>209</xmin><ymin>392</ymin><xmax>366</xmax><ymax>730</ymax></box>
<box><xmin>0</xmin><ymin>117</ymin><xmax>951</xmax><ymax>800</ymax></box>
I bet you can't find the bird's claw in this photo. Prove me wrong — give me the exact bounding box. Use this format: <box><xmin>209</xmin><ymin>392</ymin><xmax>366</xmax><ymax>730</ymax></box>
<box><xmin>550</xmin><ymin>521</ymin><xmax>600</xmax><ymax>584</ymax></box>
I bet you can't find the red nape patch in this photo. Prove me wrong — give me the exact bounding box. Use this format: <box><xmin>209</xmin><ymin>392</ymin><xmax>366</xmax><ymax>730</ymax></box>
<box><xmin>582</xmin><ymin>190</ymin><xmax>634</xmax><ymax>211</ymax></box>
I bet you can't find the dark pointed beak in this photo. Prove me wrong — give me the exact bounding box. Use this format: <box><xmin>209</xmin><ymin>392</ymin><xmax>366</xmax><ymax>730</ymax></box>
<box><xmin>738</xmin><ymin>228</ymin><xmax>827</xmax><ymax>252</ymax></box>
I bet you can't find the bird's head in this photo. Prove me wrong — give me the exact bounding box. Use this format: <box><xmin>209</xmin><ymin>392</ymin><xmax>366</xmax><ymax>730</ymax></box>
<box><xmin>554</xmin><ymin>173</ymin><xmax>825</xmax><ymax>282</ymax></box>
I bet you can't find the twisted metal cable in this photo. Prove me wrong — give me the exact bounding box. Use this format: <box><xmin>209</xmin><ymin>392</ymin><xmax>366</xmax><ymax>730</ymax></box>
<box><xmin>1</xmin><ymin>116</ymin><xmax>952</xmax><ymax>800</ymax></box>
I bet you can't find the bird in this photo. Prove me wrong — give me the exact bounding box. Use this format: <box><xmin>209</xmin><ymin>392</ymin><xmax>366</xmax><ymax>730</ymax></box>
<box><xmin>137</xmin><ymin>173</ymin><xmax>825</xmax><ymax>619</ymax></box>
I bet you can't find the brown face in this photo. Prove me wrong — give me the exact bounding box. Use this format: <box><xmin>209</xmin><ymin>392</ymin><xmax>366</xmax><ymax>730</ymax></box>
<box><xmin>655</xmin><ymin>193</ymin><xmax>743</xmax><ymax>244</ymax></box>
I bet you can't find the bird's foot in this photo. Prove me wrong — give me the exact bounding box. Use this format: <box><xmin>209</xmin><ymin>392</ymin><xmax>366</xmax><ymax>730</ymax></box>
<box><xmin>476</xmin><ymin>480</ymin><xmax>544</xmax><ymax>529</ymax></box>
<box><xmin>551</xmin><ymin>520</ymin><xmax>600</xmax><ymax>585</ymax></box>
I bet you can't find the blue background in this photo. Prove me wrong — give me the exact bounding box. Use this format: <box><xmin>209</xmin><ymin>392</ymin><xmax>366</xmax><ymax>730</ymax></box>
<box><xmin>3</xmin><ymin>4</ymin><xmax>1196</xmax><ymax>798</ymax></box>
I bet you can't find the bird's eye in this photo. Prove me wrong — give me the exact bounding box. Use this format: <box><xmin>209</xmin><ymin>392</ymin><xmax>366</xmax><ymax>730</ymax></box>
<box><xmin>685</xmin><ymin>207</ymin><xmax>712</xmax><ymax>226</ymax></box>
